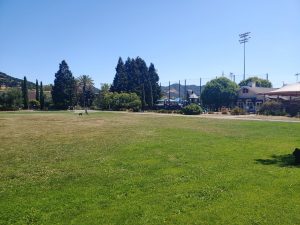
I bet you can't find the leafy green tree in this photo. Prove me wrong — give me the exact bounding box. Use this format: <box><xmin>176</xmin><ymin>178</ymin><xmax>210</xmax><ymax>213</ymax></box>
<box><xmin>40</xmin><ymin>81</ymin><xmax>45</xmax><ymax>110</ymax></box>
<box><xmin>35</xmin><ymin>79</ymin><xmax>39</xmax><ymax>101</ymax></box>
<box><xmin>51</xmin><ymin>60</ymin><xmax>76</xmax><ymax>109</ymax></box>
<box><xmin>76</xmin><ymin>75</ymin><xmax>94</xmax><ymax>114</ymax></box>
<box><xmin>21</xmin><ymin>76</ymin><xmax>29</xmax><ymax>109</ymax></box>
<box><xmin>201</xmin><ymin>77</ymin><xmax>238</xmax><ymax>110</ymax></box>
<box><xmin>94</xmin><ymin>83</ymin><xmax>110</xmax><ymax>109</ymax></box>
<box><xmin>98</xmin><ymin>83</ymin><xmax>109</xmax><ymax>108</ymax></box>
<box><xmin>239</xmin><ymin>77</ymin><xmax>272</xmax><ymax>88</ymax></box>
<box><xmin>0</xmin><ymin>88</ymin><xmax>23</xmax><ymax>110</ymax></box>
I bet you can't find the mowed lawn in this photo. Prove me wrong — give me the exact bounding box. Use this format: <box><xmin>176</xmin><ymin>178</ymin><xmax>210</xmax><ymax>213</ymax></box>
<box><xmin>1</xmin><ymin>112</ymin><xmax>300</xmax><ymax>225</ymax></box>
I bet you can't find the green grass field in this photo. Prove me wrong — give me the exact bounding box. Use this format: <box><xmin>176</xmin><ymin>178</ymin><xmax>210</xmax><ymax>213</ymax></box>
<box><xmin>1</xmin><ymin>111</ymin><xmax>300</xmax><ymax>225</ymax></box>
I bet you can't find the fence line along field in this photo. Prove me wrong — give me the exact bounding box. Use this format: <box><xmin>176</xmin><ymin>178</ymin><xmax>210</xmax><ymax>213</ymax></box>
<box><xmin>1</xmin><ymin>111</ymin><xmax>300</xmax><ymax>225</ymax></box>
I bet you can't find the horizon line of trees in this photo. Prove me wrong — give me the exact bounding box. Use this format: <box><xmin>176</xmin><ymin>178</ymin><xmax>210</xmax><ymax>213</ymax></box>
<box><xmin>1</xmin><ymin>57</ymin><xmax>274</xmax><ymax>111</ymax></box>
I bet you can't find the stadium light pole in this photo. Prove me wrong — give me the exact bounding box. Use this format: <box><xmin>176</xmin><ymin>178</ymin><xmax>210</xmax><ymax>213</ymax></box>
<box><xmin>239</xmin><ymin>32</ymin><xmax>251</xmax><ymax>81</ymax></box>
<box><xmin>296</xmin><ymin>73</ymin><xmax>300</xmax><ymax>82</ymax></box>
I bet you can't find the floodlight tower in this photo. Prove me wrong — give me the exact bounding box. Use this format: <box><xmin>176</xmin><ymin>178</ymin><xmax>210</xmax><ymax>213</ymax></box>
<box><xmin>296</xmin><ymin>73</ymin><xmax>300</xmax><ymax>82</ymax></box>
<box><xmin>239</xmin><ymin>32</ymin><xmax>251</xmax><ymax>81</ymax></box>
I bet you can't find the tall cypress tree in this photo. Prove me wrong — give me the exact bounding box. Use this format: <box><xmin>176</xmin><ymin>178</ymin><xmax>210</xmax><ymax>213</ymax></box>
<box><xmin>125</xmin><ymin>58</ymin><xmax>134</xmax><ymax>93</ymax></box>
<box><xmin>135</xmin><ymin>57</ymin><xmax>149</xmax><ymax>109</ymax></box>
<box><xmin>148</xmin><ymin>63</ymin><xmax>161</xmax><ymax>105</ymax></box>
<box><xmin>21</xmin><ymin>76</ymin><xmax>29</xmax><ymax>109</ymax></box>
<box><xmin>127</xmin><ymin>58</ymin><xmax>140</xmax><ymax>95</ymax></box>
<box><xmin>39</xmin><ymin>81</ymin><xmax>44</xmax><ymax>110</ymax></box>
<box><xmin>51</xmin><ymin>60</ymin><xmax>76</xmax><ymax>109</ymax></box>
<box><xmin>35</xmin><ymin>79</ymin><xmax>39</xmax><ymax>101</ymax></box>
<box><xmin>110</xmin><ymin>57</ymin><xmax>127</xmax><ymax>92</ymax></box>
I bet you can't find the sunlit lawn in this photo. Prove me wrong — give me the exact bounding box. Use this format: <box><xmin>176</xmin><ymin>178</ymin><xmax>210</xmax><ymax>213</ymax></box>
<box><xmin>1</xmin><ymin>111</ymin><xmax>300</xmax><ymax>225</ymax></box>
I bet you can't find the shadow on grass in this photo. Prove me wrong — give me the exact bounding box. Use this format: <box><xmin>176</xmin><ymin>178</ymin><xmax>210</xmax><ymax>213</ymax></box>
<box><xmin>255</xmin><ymin>154</ymin><xmax>300</xmax><ymax>167</ymax></box>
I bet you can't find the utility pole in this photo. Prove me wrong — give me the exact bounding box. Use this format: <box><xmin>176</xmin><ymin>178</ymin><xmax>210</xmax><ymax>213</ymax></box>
<box><xmin>296</xmin><ymin>73</ymin><xmax>300</xmax><ymax>82</ymax></box>
<box><xmin>184</xmin><ymin>79</ymin><xmax>187</xmax><ymax>101</ymax></box>
<box><xmin>168</xmin><ymin>81</ymin><xmax>171</xmax><ymax>102</ymax></box>
<box><xmin>229</xmin><ymin>72</ymin><xmax>234</xmax><ymax>81</ymax></box>
<box><xmin>239</xmin><ymin>32</ymin><xmax>251</xmax><ymax>81</ymax></box>
<box><xmin>199</xmin><ymin>78</ymin><xmax>202</xmax><ymax>103</ymax></box>
<box><xmin>178</xmin><ymin>80</ymin><xmax>181</xmax><ymax>100</ymax></box>
<box><xmin>230</xmin><ymin>72</ymin><xmax>236</xmax><ymax>83</ymax></box>
<box><xmin>266</xmin><ymin>73</ymin><xmax>269</xmax><ymax>81</ymax></box>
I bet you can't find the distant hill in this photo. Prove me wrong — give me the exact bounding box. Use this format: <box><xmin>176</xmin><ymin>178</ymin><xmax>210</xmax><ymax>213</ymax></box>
<box><xmin>161</xmin><ymin>83</ymin><xmax>205</xmax><ymax>99</ymax></box>
<box><xmin>0</xmin><ymin>72</ymin><xmax>35</xmax><ymax>89</ymax></box>
<box><xmin>0</xmin><ymin>72</ymin><xmax>100</xmax><ymax>93</ymax></box>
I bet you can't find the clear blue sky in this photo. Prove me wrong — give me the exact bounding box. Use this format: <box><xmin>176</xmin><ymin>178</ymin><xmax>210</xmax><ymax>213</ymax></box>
<box><xmin>0</xmin><ymin>0</ymin><xmax>299</xmax><ymax>87</ymax></box>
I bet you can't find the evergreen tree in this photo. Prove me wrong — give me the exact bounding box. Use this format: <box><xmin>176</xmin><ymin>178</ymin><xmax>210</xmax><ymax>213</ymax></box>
<box><xmin>148</xmin><ymin>63</ymin><xmax>161</xmax><ymax>106</ymax></box>
<box><xmin>51</xmin><ymin>60</ymin><xmax>76</xmax><ymax>109</ymax></box>
<box><xmin>125</xmin><ymin>58</ymin><xmax>138</xmax><ymax>93</ymax></box>
<box><xmin>21</xmin><ymin>76</ymin><xmax>29</xmax><ymax>109</ymax></box>
<box><xmin>135</xmin><ymin>57</ymin><xmax>149</xmax><ymax>108</ymax></box>
<box><xmin>110</xmin><ymin>57</ymin><xmax>127</xmax><ymax>92</ymax></box>
<box><xmin>35</xmin><ymin>79</ymin><xmax>39</xmax><ymax>101</ymax></box>
<box><xmin>40</xmin><ymin>81</ymin><xmax>44</xmax><ymax>110</ymax></box>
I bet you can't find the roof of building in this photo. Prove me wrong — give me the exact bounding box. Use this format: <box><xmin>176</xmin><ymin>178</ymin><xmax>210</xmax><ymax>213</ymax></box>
<box><xmin>189</xmin><ymin>93</ymin><xmax>199</xmax><ymax>99</ymax></box>
<box><xmin>266</xmin><ymin>82</ymin><xmax>300</xmax><ymax>96</ymax></box>
<box><xmin>240</xmin><ymin>86</ymin><xmax>277</xmax><ymax>94</ymax></box>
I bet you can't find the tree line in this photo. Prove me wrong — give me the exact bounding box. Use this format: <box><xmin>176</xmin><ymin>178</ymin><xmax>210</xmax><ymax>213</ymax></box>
<box><xmin>1</xmin><ymin>56</ymin><xmax>273</xmax><ymax>112</ymax></box>
<box><xmin>1</xmin><ymin>57</ymin><xmax>160</xmax><ymax>111</ymax></box>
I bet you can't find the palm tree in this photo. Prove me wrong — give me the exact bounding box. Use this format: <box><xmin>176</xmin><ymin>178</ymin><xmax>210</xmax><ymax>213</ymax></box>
<box><xmin>77</xmin><ymin>75</ymin><xmax>94</xmax><ymax>114</ymax></box>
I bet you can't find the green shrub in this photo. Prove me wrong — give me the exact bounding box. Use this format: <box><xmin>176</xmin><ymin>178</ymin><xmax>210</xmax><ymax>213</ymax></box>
<box><xmin>102</xmin><ymin>92</ymin><xmax>141</xmax><ymax>112</ymax></box>
<box><xmin>89</xmin><ymin>105</ymin><xmax>99</xmax><ymax>110</ymax></box>
<box><xmin>285</xmin><ymin>102</ymin><xmax>300</xmax><ymax>117</ymax></box>
<box><xmin>29</xmin><ymin>100</ymin><xmax>40</xmax><ymax>110</ymax></box>
<box><xmin>156</xmin><ymin>109</ymin><xmax>181</xmax><ymax>114</ymax></box>
<box><xmin>259</xmin><ymin>101</ymin><xmax>286</xmax><ymax>116</ymax></box>
<box><xmin>182</xmin><ymin>104</ymin><xmax>203</xmax><ymax>115</ymax></box>
<box><xmin>231</xmin><ymin>107</ymin><xmax>246</xmax><ymax>115</ymax></box>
